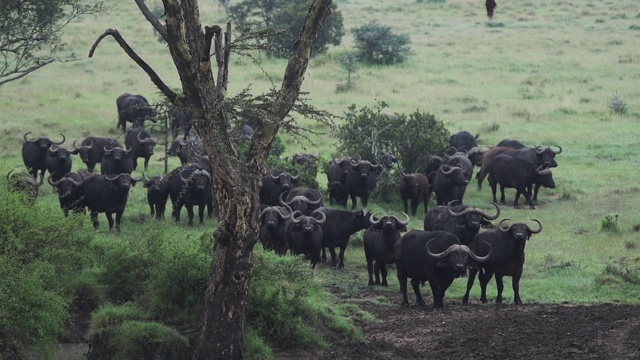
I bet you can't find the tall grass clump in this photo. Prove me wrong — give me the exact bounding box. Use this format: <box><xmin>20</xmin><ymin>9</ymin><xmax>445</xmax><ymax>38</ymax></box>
<box><xmin>0</xmin><ymin>183</ymin><xmax>95</xmax><ymax>359</ymax></box>
<box><xmin>607</xmin><ymin>91</ymin><xmax>626</xmax><ymax>114</ymax></box>
<box><xmin>247</xmin><ymin>248</ymin><xmax>362</xmax><ymax>353</ymax></box>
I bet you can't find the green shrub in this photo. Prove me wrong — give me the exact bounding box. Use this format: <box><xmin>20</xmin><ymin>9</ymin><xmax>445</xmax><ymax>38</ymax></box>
<box><xmin>0</xmin><ymin>184</ymin><xmax>95</xmax><ymax>359</ymax></box>
<box><xmin>607</xmin><ymin>91</ymin><xmax>626</xmax><ymax>114</ymax></box>
<box><xmin>336</xmin><ymin>102</ymin><xmax>450</xmax><ymax>173</ymax></box>
<box><xmin>601</xmin><ymin>214</ymin><xmax>619</xmax><ymax>233</ymax></box>
<box><xmin>352</xmin><ymin>22</ymin><xmax>412</xmax><ymax>64</ymax></box>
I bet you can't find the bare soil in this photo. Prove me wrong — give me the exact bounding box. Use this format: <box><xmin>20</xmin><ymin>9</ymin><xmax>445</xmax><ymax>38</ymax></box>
<box><xmin>277</xmin><ymin>287</ymin><xmax>640</xmax><ymax>360</ymax></box>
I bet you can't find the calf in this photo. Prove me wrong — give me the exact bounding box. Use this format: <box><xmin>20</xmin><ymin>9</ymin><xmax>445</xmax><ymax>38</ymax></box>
<box><xmin>395</xmin><ymin>230</ymin><xmax>490</xmax><ymax>308</ymax></box>
<box><xmin>143</xmin><ymin>175</ymin><xmax>169</xmax><ymax>220</ymax></box>
<box><xmin>169</xmin><ymin>167</ymin><xmax>212</xmax><ymax>225</ymax></box>
<box><xmin>398</xmin><ymin>172</ymin><xmax>430</xmax><ymax>216</ymax></box>
<box><xmin>363</xmin><ymin>213</ymin><xmax>410</xmax><ymax>286</ymax></box>
<box><xmin>462</xmin><ymin>219</ymin><xmax>542</xmax><ymax>305</ymax></box>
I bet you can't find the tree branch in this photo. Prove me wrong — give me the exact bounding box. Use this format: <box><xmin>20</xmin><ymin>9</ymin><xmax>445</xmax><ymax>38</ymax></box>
<box><xmin>0</xmin><ymin>59</ymin><xmax>55</xmax><ymax>87</ymax></box>
<box><xmin>135</xmin><ymin>0</ymin><xmax>168</xmax><ymax>42</ymax></box>
<box><xmin>88</xmin><ymin>28</ymin><xmax>178</xmax><ymax>102</ymax></box>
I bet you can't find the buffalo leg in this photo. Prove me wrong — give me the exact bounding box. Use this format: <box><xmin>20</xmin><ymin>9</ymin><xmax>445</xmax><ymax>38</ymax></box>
<box><xmin>187</xmin><ymin>205</ymin><xmax>195</xmax><ymax>226</ymax></box>
<box><xmin>198</xmin><ymin>204</ymin><xmax>205</xmax><ymax>224</ymax></box>
<box><xmin>412</xmin><ymin>278</ymin><xmax>426</xmax><ymax>306</ymax></box>
<box><xmin>478</xmin><ymin>268</ymin><xmax>495</xmax><ymax>304</ymax></box>
<box><xmin>143</xmin><ymin>157</ymin><xmax>150</xmax><ymax>171</ymax></box>
<box><xmin>149</xmin><ymin>202</ymin><xmax>155</xmax><ymax>217</ymax></box>
<box><xmin>495</xmin><ymin>274</ymin><xmax>506</xmax><ymax>303</ymax></box>
<box><xmin>397</xmin><ymin>269</ymin><xmax>410</xmax><ymax>306</ymax></box>
<box><xmin>380</xmin><ymin>263</ymin><xmax>388</xmax><ymax>286</ymax></box>
<box><xmin>338</xmin><ymin>245</ymin><xmax>347</xmax><ymax>269</ymax></box>
<box><xmin>366</xmin><ymin>255</ymin><xmax>375</xmax><ymax>285</ymax></box>
<box><xmin>499</xmin><ymin>184</ymin><xmax>506</xmax><ymax>204</ymax></box>
<box><xmin>349</xmin><ymin>193</ymin><xmax>358</xmax><ymax>210</ymax></box>
<box><xmin>90</xmin><ymin>211</ymin><xmax>100</xmax><ymax>229</ymax></box>
<box><xmin>462</xmin><ymin>267</ymin><xmax>479</xmax><ymax>305</ymax></box>
<box><xmin>428</xmin><ymin>279</ymin><xmax>444</xmax><ymax>309</ymax></box>
<box><xmin>361</xmin><ymin>194</ymin><xmax>369</xmax><ymax>208</ymax></box>
<box><xmin>402</xmin><ymin>197</ymin><xmax>409</xmax><ymax>214</ymax></box>
<box><xmin>512</xmin><ymin>270</ymin><xmax>523</xmax><ymax>304</ymax></box>
<box><xmin>532</xmin><ymin>183</ymin><xmax>541</xmax><ymax>203</ymax></box>
<box><xmin>410</xmin><ymin>197</ymin><xmax>419</xmax><ymax>216</ymax></box>
<box><xmin>115</xmin><ymin>211</ymin><xmax>123</xmax><ymax>232</ymax></box>
<box><xmin>373</xmin><ymin>262</ymin><xmax>381</xmax><ymax>285</ymax></box>
<box><xmin>105</xmin><ymin>211</ymin><xmax>115</xmax><ymax>230</ymax></box>
<box><xmin>328</xmin><ymin>246</ymin><xmax>338</xmax><ymax>269</ymax></box>
<box><xmin>422</xmin><ymin>192</ymin><xmax>429</xmax><ymax>214</ymax></box>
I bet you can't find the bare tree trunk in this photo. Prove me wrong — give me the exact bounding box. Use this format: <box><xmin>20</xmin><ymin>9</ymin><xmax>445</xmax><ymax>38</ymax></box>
<box><xmin>91</xmin><ymin>1</ymin><xmax>334</xmax><ymax>359</ymax></box>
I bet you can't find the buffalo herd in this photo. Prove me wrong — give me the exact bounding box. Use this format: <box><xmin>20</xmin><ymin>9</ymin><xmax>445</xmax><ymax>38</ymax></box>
<box><xmin>13</xmin><ymin>109</ymin><xmax>561</xmax><ymax>308</ymax></box>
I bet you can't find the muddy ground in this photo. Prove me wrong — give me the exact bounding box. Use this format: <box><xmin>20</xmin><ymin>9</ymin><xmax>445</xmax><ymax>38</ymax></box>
<box><xmin>277</xmin><ymin>287</ymin><xmax>640</xmax><ymax>360</ymax></box>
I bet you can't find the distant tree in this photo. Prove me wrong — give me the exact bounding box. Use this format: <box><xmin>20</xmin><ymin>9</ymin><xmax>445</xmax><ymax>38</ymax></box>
<box><xmin>229</xmin><ymin>0</ymin><xmax>344</xmax><ymax>57</ymax></box>
<box><xmin>352</xmin><ymin>22</ymin><xmax>412</xmax><ymax>65</ymax></box>
<box><xmin>0</xmin><ymin>0</ymin><xmax>103</xmax><ymax>87</ymax></box>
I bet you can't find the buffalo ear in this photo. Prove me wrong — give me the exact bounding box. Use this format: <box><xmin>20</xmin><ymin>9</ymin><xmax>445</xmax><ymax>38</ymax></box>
<box><xmin>399</xmin><ymin>225</ymin><xmax>408</xmax><ymax>232</ymax></box>
<box><xmin>435</xmin><ymin>259</ymin><xmax>449</xmax><ymax>269</ymax></box>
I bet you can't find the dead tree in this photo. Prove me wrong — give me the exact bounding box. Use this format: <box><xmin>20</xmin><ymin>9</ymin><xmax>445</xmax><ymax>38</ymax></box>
<box><xmin>89</xmin><ymin>1</ymin><xmax>334</xmax><ymax>359</ymax></box>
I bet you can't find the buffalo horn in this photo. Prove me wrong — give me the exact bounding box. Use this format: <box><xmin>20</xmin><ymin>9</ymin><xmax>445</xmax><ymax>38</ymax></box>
<box><xmin>447</xmin><ymin>200</ymin><xmax>474</xmax><ymax>217</ymax></box>
<box><xmin>47</xmin><ymin>175</ymin><xmax>61</xmax><ymax>186</ymax></box>
<box><xmin>537</xmin><ymin>169</ymin><xmax>552</xmax><ymax>175</ymax></box>
<box><xmin>105</xmin><ymin>173</ymin><xmax>124</xmax><ymax>181</ymax></box>
<box><xmin>311</xmin><ymin>210</ymin><xmax>327</xmax><ymax>224</ymax></box>
<box><xmin>369</xmin><ymin>213</ymin><xmax>381</xmax><ymax>226</ymax></box>
<box><xmin>552</xmin><ymin>145</ymin><xmax>562</xmax><ymax>155</ymax></box>
<box><xmin>23</xmin><ymin>132</ymin><xmax>37</xmax><ymax>143</ymax></box>
<box><xmin>478</xmin><ymin>202</ymin><xmax>501</xmax><ymax>220</ymax></box>
<box><xmin>35</xmin><ymin>173</ymin><xmax>45</xmax><ymax>188</ymax></box>
<box><xmin>498</xmin><ymin>218</ymin><xmax>511</xmax><ymax>232</ymax></box>
<box><xmin>51</xmin><ymin>133</ymin><xmax>66</xmax><ymax>145</ymax></box>
<box><xmin>394</xmin><ymin>212</ymin><xmax>411</xmax><ymax>226</ymax></box>
<box><xmin>527</xmin><ymin>219</ymin><xmax>543</xmax><ymax>234</ymax></box>
<box><xmin>179</xmin><ymin>170</ymin><xmax>191</xmax><ymax>182</ymax></box>
<box><xmin>270</xmin><ymin>171</ymin><xmax>282</xmax><ymax>180</ymax></box>
<box><xmin>6</xmin><ymin>169</ymin><xmax>14</xmax><ymax>181</ymax></box>
<box><xmin>290</xmin><ymin>169</ymin><xmax>300</xmax><ymax>181</ymax></box>
<box><xmin>290</xmin><ymin>210</ymin><xmax>304</xmax><ymax>224</ymax></box>
<box><xmin>426</xmin><ymin>240</ymin><xmax>461</xmax><ymax>259</ymax></box>
<box><xmin>103</xmin><ymin>145</ymin><xmax>113</xmax><ymax>154</ymax></box>
<box><xmin>461</xmin><ymin>243</ymin><xmax>492</xmax><ymax>262</ymax></box>
<box><xmin>137</xmin><ymin>131</ymin><xmax>156</xmax><ymax>144</ymax></box>
<box><xmin>49</xmin><ymin>144</ymin><xmax>59</xmax><ymax>153</ymax></box>
<box><xmin>440</xmin><ymin>165</ymin><xmax>459</xmax><ymax>175</ymax></box>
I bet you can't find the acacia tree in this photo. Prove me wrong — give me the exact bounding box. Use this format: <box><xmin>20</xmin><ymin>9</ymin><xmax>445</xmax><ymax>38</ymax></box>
<box><xmin>0</xmin><ymin>0</ymin><xmax>103</xmax><ymax>87</ymax></box>
<box><xmin>89</xmin><ymin>0</ymin><xmax>334</xmax><ymax>359</ymax></box>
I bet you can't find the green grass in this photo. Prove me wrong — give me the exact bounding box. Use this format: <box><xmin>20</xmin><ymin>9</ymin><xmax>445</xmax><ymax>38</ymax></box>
<box><xmin>2</xmin><ymin>0</ymin><xmax>640</xmax><ymax>350</ymax></box>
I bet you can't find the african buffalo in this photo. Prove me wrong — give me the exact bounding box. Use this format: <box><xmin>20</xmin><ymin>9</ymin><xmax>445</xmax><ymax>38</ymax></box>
<box><xmin>48</xmin><ymin>172</ymin><xmax>90</xmax><ymax>216</ymax></box>
<box><xmin>281</xmin><ymin>187</ymin><xmax>324</xmax><ymax>215</ymax></box>
<box><xmin>167</xmin><ymin>165</ymin><xmax>214</xmax><ymax>225</ymax></box>
<box><xmin>170</xmin><ymin>108</ymin><xmax>192</xmax><ymax>139</ymax></box>
<box><xmin>395</xmin><ymin>230</ymin><xmax>490</xmax><ymax>308</ymax></box>
<box><xmin>143</xmin><ymin>175</ymin><xmax>169</xmax><ymax>220</ymax></box>
<box><xmin>462</xmin><ymin>219</ymin><xmax>542</xmax><ymax>305</ymax></box>
<box><xmin>101</xmin><ymin>146</ymin><xmax>134</xmax><ymax>175</ymax></box>
<box><xmin>432</xmin><ymin>164</ymin><xmax>469</xmax><ymax>206</ymax></box>
<box><xmin>291</xmin><ymin>152</ymin><xmax>319</xmax><ymax>179</ymax></box>
<box><xmin>450</xmin><ymin>131</ymin><xmax>479</xmax><ymax>153</ymax></box>
<box><xmin>487</xmin><ymin>154</ymin><xmax>556</xmax><ymax>209</ymax></box>
<box><xmin>424</xmin><ymin>201</ymin><xmax>500</xmax><ymax>245</ymax></box>
<box><xmin>116</xmin><ymin>93</ymin><xmax>157</xmax><ymax>131</ymax></box>
<box><xmin>287</xmin><ymin>210</ymin><xmax>326</xmax><ymax>269</ymax></box>
<box><xmin>259</xmin><ymin>205</ymin><xmax>292</xmax><ymax>255</ymax></box>
<box><xmin>124</xmin><ymin>128</ymin><xmax>157</xmax><ymax>171</ymax></box>
<box><xmin>363</xmin><ymin>213</ymin><xmax>410</xmax><ymax>286</ymax></box>
<box><xmin>259</xmin><ymin>170</ymin><xmax>300</xmax><ymax>206</ymax></box>
<box><xmin>46</xmin><ymin>145</ymin><xmax>73</xmax><ymax>182</ymax></box>
<box><xmin>71</xmin><ymin>137</ymin><xmax>121</xmax><ymax>173</ymax></box>
<box><xmin>82</xmin><ymin>173</ymin><xmax>143</xmax><ymax>231</ymax></box>
<box><xmin>316</xmin><ymin>207</ymin><xmax>372</xmax><ymax>269</ymax></box>
<box><xmin>344</xmin><ymin>159</ymin><xmax>383</xmax><ymax>209</ymax></box>
<box><xmin>21</xmin><ymin>132</ymin><xmax>65</xmax><ymax>180</ymax></box>
<box><xmin>167</xmin><ymin>136</ymin><xmax>204</xmax><ymax>165</ymax></box>
<box><xmin>6</xmin><ymin>169</ymin><xmax>43</xmax><ymax>203</ymax></box>
<box><xmin>398</xmin><ymin>172</ymin><xmax>430</xmax><ymax>216</ymax></box>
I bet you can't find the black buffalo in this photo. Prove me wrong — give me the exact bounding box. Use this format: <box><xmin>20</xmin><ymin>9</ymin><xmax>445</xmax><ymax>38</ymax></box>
<box><xmin>124</xmin><ymin>128</ymin><xmax>157</xmax><ymax>171</ymax></box>
<box><xmin>432</xmin><ymin>164</ymin><xmax>469</xmax><ymax>206</ymax></box>
<box><xmin>395</xmin><ymin>230</ymin><xmax>490</xmax><ymax>308</ymax></box>
<box><xmin>116</xmin><ymin>93</ymin><xmax>157</xmax><ymax>131</ymax></box>
<box><xmin>101</xmin><ymin>146</ymin><xmax>134</xmax><ymax>175</ymax></box>
<box><xmin>170</xmin><ymin>108</ymin><xmax>192</xmax><ymax>139</ymax></box>
<box><xmin>316</xmin><ymin>207</ymin><xmax>372</xmax><ymax>269</ymax></box>
<box><xmin>287</xmin><ymin>210</ymin><xmax>326</xmax><ymax>269</ymax></box>
<box><xmin>48</xmin><ymin>171</ymin><xmax>90</xmax><ymax>216</ymax></box>
<box><xmin>143</xmin><ymin>174</ymin><xmax>170</xmax><ymax>220</ymax></box>
<box><xmin>291</xmin><ymin>152</ymin><xmax>319</xmax><ymax>179</ymax></box>
<box><xmin>476</xmin><ymin>144</ymin><xmax>562</xmax><ymax>191</ymax></box>
<box><xmin>45</xmin><ymin>145</ymin><xmax>73</xmax><ymax>182</ymax></box>
<box><xmin>259</xmin><ymin>206</ymin><xmax>292</xmax><ymax>255</ymax></box>
<box><xmin>326</xmin><ymin>157</ymin><xmax>352</xmax><ymax>207</ymax></box>
<box><xmin>378</xmin><ymin>152</ymin><xmax>397</xmax><ymax>170</ymax></box>
<box><xmin>344</xmin><ymin>159</ymin><xmax>383</xmax><ymax>209</ymax></box>
<box><xmin>167</xmin><ymin>136</ymin><xmax>204</xmax><ymax>165</ymax></box>
<box><xmin>82</xmin><ymin>173</ymin><xmax>142</xmax><ymax>231</ymax></box>
<box><xmin>424</xmin><ymin>201</ymin><xmax>500</xmax><ymax>245</ymax></box>
<box><xmin>21</xmin><ymin>132</ymin><xmax>65</xmax><ymax>180</ymax></box>
<box><xmin>363</xmin><ymin>213</ymin><xmax>410</xmax><ymax>286</ymax></box>
<box><xmin>6</xmin><ymin>169</ymin><xmax>43</xmax><ymax>203</ymax></box>
<box><xmin>462</xmin><ymin>219</ymin><xmax>542</xmax><ymax>305</ymax></box>
<box><xmin>496</xmin><ymin>138</ymin><xmax>526</xmax><ymax>148</ymax></box>
<box><xmin>398</xmin><ymin>172</ymin><xmax>430</xmax><ymax>216</ymax></box>
<box><xmin>487</xmin><ymin>154</ymin><xmax>556</xmax><ymax>209</ymax></box>
<box><xmin>71</xmin><ymin>137</ymin><xmax>121</xmax><ymax>173</ymax></box>
<box><xmin>281</xmin><ymin>187</ymin><xmax>324</xmax><ymax>215</ymax></box>
<box><xmin>450</xmin><ymin>131</ymin><xmax>479</xmax><ymax>153</ymax></box>
<box><xmin>168</xmin><ymin>165</ymin><xmax>213</xmax><ymax>225</ymax></box>
<box><xmin>327</xmin><ymin>180</ymin><xmax>348</xmax><ymax>208</ymax></box>
<box><xmin>259</xmin><ymin>170</ymin><xmax>300</xmax><ymax>206</ymax></box>
<box><xmin>230</xmin><ymin>124</ymin><xmax>255</xmax><ymax>143</ymax></box>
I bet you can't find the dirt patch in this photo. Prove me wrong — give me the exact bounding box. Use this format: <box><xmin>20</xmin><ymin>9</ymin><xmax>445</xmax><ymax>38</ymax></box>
<box><xmin>277</xmin><ymin>289</ymin><xmax>640</xmax><ymax>360</ymax></box>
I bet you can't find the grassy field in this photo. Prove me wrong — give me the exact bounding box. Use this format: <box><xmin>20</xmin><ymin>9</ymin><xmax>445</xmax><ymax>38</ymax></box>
<box><xmin>2</xmin><ymin>0</ymin><xmax>640</xmax><ymax>306</ymax></box>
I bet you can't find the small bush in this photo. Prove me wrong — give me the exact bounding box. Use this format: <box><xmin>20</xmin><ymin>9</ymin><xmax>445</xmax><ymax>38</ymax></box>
<box><xmin>601</xmin><ymin>214</ymin><xmax>619</xmax><ymax>233</ymax></box>
<box><xmin>352</xmin><ymin>22</ymin><xmax>412</xmax><ymax>65</ymax></box>
<box><xmin>607</xmin><ymin>91</ymin><xmax>626</xmax><ymax>114</ymax></box>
